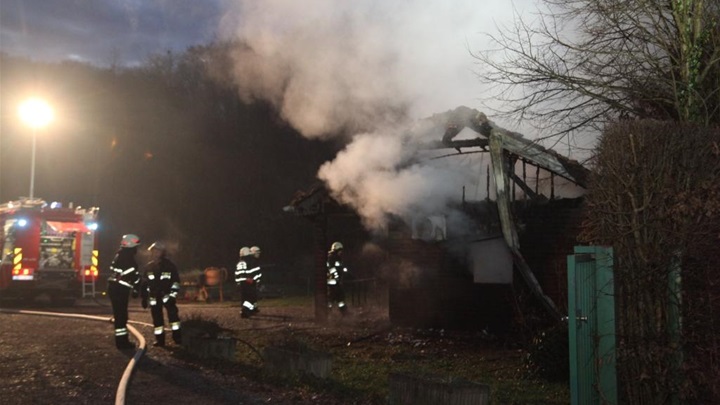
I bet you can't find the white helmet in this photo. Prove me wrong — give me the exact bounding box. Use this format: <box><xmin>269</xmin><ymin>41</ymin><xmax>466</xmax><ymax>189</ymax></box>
<box><xmin>148</xmin><ymin>241</ymin><xmax>166</xmax><ymax>252</ymax></box>
<box><xmin>239</xmin><ymin>247</ymin><xmax>251</xmax><ymax>257</ymax></box>
<box><xmin>120</xmin><ymin>234</ymin><xmax>140</xmax><ymax>248</ymax></box>
<box><xmin>250</xmin><ymin>246</ymin><xmax>261</xmax><ymax>256</ymax></box>
<box><xmin>330</xmin><ymin>241</ymin><xmax>343</xmax><ymax>252</ymax></box>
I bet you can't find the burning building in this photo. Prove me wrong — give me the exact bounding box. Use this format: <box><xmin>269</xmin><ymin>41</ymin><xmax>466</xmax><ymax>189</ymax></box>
<box><xmin>286</xmin><ymin>106</ymin><xmax>589</xmax><ymax>330</ymax></box>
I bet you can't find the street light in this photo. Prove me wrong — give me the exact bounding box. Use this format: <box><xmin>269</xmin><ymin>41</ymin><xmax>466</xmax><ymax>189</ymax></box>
<box><xmin>18</xmin><ymin>98</ymin><xmax>54</xmax><ymax>200</ymax></box>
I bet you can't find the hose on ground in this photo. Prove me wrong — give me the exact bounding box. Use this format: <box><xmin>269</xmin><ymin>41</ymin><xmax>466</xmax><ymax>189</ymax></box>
<box><xmin>0</xmin><ymin>308</ymin><xmax>146</xmax><ymax>405</ymax></box>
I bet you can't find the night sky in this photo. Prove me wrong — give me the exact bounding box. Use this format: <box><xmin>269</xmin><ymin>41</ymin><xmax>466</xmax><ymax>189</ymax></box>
<box><xmin>0</xmin><ymin>0</ymin><xmax>223</xmax><ymax>67</ymax></box>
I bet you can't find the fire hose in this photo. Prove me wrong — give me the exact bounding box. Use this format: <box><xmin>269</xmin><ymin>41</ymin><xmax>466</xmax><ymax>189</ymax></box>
<box><xmin>0</xmin><ymin>308</ymin><xmax>149</xmax><ymax>405</ymax></box>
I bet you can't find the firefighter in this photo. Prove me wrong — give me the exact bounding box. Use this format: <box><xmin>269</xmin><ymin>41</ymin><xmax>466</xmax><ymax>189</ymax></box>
<box><xmin>234</xmin><ymin>247</ymin><xmax>250</xmax><ymax>302</ymax></box>
<box><xmin>237</xmin><ymin>245</ymin><xmax>262</xmax><ymax>318</ymax></box>
<box><xmin>326</xmin><ymin>241</ymin><xmax>349</xmax><ymax>315</ymax></box>
<box><xmin>142</xmin><ymin>241</ymin><xmax>182</xmax><ymax>347</ymax></box>
<box><xmin>108</xmin><ymin>234</ymin><xmax>142</xmax><ymax>350</ymax></box>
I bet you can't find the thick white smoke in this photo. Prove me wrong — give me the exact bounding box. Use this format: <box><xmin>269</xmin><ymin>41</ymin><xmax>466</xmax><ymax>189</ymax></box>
<box><xmin>219</xmin><ymin>0</ymin><xmax>532</xmax><ymax>229</ymax></box>
<box><xmin>316</xmin><ymin>124</ymin><xmax>475</xmax><ymax>229</ymax></box>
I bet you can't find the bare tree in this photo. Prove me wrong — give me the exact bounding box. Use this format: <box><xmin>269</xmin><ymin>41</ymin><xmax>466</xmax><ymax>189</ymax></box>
<box><xmin>473</xmin><ymin>0</ymin><xmax>720</xmax><ymax>141</ymax></box>
<box><xmin>474</xmin><ymin>3</ymin><xmax>720</xmax><ymax>402</ymax></box>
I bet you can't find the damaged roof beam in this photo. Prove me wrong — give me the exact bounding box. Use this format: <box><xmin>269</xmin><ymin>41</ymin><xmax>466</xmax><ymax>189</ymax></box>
<box><xmin>510</xmin><ymin>171</ymin><xmax>540</xmax><ymax>200</ymax></box>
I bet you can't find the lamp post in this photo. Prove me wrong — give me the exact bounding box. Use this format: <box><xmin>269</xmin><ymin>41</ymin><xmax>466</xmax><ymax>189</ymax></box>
<box><xmin>18</xmin><ymin>98</ymin><xmax>54</xmax><ymax>200</ymax></box>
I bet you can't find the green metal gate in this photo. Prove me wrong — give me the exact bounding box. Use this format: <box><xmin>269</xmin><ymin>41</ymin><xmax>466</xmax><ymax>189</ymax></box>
<box><xmin>567</xmin><ymin>246</ymin><xmax>617</xmax><ymax>405</ymax></box>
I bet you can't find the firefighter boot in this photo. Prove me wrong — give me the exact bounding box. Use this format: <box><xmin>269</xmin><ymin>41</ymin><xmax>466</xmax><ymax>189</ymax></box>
<box><xmin>115</xmin><ymin>335</ymin><xmax>135</xmax><ymax>350</ymax></box>
<box><xmin>154</xmin><ymin>333</ymin><xmax>166</xmax><ymax>347</ymax></box>
<box><xmin>340</xmin><ymin>304</ymin><xmax>348</xmax><ymax>317</ymax></box>
<box><xmin>172</xmin><ymin>329</ymin><xmax>182</xmax><ymax>345</ymax></box>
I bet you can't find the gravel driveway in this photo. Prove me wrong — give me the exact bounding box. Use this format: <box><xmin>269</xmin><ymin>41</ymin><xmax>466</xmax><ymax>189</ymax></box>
<box><xmin>0</xmin><ymin>297</ymin><xmax>372</xmax><ymax>405</ymax></box>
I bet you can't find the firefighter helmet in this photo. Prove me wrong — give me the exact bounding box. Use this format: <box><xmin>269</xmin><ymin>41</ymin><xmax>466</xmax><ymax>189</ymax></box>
<box><xmin>250</xmin><ymin>246</ymin><xmax>261</xmax><ymax>256</ymax></box>
<box><xmin>239</xmin><ymin>247</ymin><xmax>251</xmax><ymax>257</ymax></box>
<box><xmin>148</xmin><ymin>241</ymin><xmax>166</xmax><ymax>252</ymax></box>
<box><xmin>330</xmin><ymin>241</ymin><xmax>343</xmax><ymax>252</ymax></box>
<box><xmin>120</xmin><ymin>234</ymin><xmax>140</xmax><ymax>248</ymax></box>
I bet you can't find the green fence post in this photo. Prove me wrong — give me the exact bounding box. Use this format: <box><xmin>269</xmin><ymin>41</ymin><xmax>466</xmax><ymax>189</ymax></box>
<box><xmin>594</xmin><ymin>246</ymin><xmax>617</xmax><ymax>405</ymax></box>
<box><xmin>568</xmin><ymin>246</ymin><xmax>617</xmax><ymax>405</ymax></box>
<box><xmin>567</xmin><ymin>252</ymin><xmax>579</xmax><ymax>405</ymax></box>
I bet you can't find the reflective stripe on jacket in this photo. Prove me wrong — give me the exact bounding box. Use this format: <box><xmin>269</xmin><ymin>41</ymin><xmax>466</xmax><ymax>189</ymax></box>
<box><xmin>326</xmin><ymin>251</ymin><xmax>348</xmax><ymax>285</ymax></box>
<box><xmin>144</xmin><ymin>257</ymin><xmax>181</xmax><ymax>300</ymax></box>
<box><xmin>236</xmin><ymin>257</ymin><xmax>262</xmax><ymax>284</ymax></box>
<box><xmin>108</xmin><ymin>248</ymin><xmax>140</xmax><ymax>291</ymax></box>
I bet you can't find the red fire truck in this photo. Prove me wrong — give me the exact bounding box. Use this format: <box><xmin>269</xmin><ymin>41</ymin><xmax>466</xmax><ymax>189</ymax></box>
<box><xmin>0</xmin><ymin>198</ymin><xmax>100</xmax><ymax>304</ymax></box>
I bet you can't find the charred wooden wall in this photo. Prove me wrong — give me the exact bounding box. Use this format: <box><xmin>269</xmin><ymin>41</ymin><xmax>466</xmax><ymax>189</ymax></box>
<box><xmin>291</xmin><ymin>185</ymin><xmax>585</xmax><ymax>329</ymax></box>
<box><xmin>515</xmin><ymin>197</ymin><xmax>585</xmax><ymax>311</ymax></box>
<box><xmin>389</xmin><ymin>282</ymin><xmax>514</xmax><ymax>332</ymax></box>
<box><xmin>384</xmin><ymin>225</ymin><xmax>513</xmax><ymax>332</ymax></box>
<box><xmin>385</xmin><ymin>198</ymin><xmax>585</xmax><ymax>331</ymax></box>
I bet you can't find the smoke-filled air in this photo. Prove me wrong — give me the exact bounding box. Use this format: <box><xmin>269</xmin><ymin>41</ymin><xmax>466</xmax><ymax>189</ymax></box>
<box><xmin>219</xmin><ymin>0</ymin><xmax>531</xmax><ymax>230</ymax></box>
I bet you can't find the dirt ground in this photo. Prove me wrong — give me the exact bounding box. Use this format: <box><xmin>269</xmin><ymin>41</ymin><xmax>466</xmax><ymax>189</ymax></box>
<box><xmin>0</xmin><ymin>294</ymin><xmax>568</xmax><ymax>404</ymax></box>
<box><xmin>0</xmin><ymin>297</ymin><xmax>374</xmax><ymax>405</ymax></box>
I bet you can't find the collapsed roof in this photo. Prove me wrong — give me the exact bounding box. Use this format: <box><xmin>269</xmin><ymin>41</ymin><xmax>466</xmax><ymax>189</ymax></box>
<box><xmin>421</xmin><ymin>106</ymin><xmax>589</xmax><ymax>320</ymax></box>
<box><xmin>422</xmin><ymin>105</ymin><xmax>589</xmax><ymax>188</ymax></box>
<box><xmin>288</xmin><ymin>106</ymin><xmax>591</xmax><ymax>321</ymax></box>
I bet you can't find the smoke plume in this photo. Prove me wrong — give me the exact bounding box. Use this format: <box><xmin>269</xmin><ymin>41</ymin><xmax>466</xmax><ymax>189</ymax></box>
<box><xmin>317</xmin><ymin>123</ymin><xmax>474</xmax><ymax>229</ymax></box>
<box><xmin>219</xmin><ymin>0</ymin><xmax>529</xmax><ymax>229</ymax></box>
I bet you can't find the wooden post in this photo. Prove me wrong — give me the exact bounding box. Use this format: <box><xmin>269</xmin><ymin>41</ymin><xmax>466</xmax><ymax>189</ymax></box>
<box><xmin>486</xmin><ymin>164</ymin><xmax>490</xmax><ymax>198</ymax></box>
<box><xmin>522</xmin><ymin>160</ymin><xmax>527</xmax><ymax>200</ymax></box>
<box><xmin>313</xmin><ymin>216</ymin><xmax>329</xmax><ymax>323</ymax></box>
<box><xmin>511</xmin><ymin>156</ymin><xmax>517</xmax><ymax>201</ymax></box>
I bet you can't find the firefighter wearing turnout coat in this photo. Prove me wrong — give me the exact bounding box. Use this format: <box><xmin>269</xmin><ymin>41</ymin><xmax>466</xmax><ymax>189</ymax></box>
<box><xmin>326</xmin><ymin>242</ymin><xmax>349</xmax><ymax>315</ymax></box>
<box><xmin>142</xmin><ymin>242</ymin><xmax>182</xmax><ymax>347</ymax></box>
<box><xmin>234</xmin><ymin>247</ymin><xmax>250</xmax><ymax>302</ymax></box>
<box><xmin>236</xmin><ymin>246</ymin><xmax>262</xmax><ymax>318</ymax></box>
<box><xmin>108</xmin><ymin>234</ymin><xmax>142</xmax><ymax>350</ymax></box>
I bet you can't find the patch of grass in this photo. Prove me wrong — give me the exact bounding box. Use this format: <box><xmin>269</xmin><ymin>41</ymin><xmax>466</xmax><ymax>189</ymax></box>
<box><xmin>188</xmin><ymin>297</ymin><xmax>570</xmax><ymax>404</ymax></box>
<box><xmin>262</xmin><ymin>295</ymin><xmax>314</xmax><ymax>307</ymax></box>
<box><xmin>232</xmin><ymin>328</ymin><xmax>568</xmax><ymax>404</ymax></box>
<box><xmin>181</xmin><ymin>313</ymin><xmax>232</xmax><ymax>338</ymax></box>
<box><xmin>324</xmin><ymin>342</ymin><xmax>568</xmax><ymax>405</ymax></box>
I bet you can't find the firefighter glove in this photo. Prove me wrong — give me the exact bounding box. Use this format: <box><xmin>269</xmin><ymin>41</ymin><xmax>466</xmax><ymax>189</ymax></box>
<box><xmin>141</xmin><ymin>297</ymin><xmax>148</xmax><ymax>309</ymax></box>
<box><xmin>162</xmin><ymin>294</ymin><xmax>170</xmax><ymax>303</ymax></box>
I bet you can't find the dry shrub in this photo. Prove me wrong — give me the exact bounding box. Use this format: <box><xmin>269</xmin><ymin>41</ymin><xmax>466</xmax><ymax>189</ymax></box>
<box><xmin>525</xmin><ymin>322</ymin><xmax>569</xmax><ymax>382</ymax></box>
<box><xmin>580</xmin><ymin>120</ymin><xmax>720</xmax><ymax>404</ymax></box>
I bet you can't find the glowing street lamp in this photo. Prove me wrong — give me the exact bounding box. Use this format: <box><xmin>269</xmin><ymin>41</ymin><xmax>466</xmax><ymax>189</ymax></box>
<box><xmin>18</xmin><ymin>98</ymin><xmax>54</xmax><ymax>200</ymax></box>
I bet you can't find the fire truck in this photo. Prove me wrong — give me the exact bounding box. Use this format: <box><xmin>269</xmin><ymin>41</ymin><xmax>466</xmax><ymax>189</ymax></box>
<box><xmin>0</xmin><ymin>198</ymin><xmax>100</xmax><ymax>304</ymax></box>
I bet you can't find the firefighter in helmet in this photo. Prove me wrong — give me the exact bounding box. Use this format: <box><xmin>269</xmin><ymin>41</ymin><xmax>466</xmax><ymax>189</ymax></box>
<box><xmin>234</xmin><ymin>247</ymin><xmax>250</xmax><ymax>302</ymax></box>
<box><xmin>108</xmin><ymin>234</ymin><xmax>142</xmax><ymax>350</ymax></box>
<box><xmin>236</xmin><ymin>245</ymin><xmax>262</xmax><ymax>318</ymax></box>
<box><xmin>142</xmin><ymin>241</ymin><xmax>182</xmax><ymax>347</ymax></box>
<box><xmin>327</xmin><ymin>241</ymin><xmax>349</xmax><ymax>315</ymax></box>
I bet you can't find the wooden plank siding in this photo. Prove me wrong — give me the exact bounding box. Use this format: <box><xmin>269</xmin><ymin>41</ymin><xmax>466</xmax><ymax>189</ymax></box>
<box><xmin>289</xmin><ymin>185</ymin><xmax>585</xmax><ymax>328</ymax></box>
